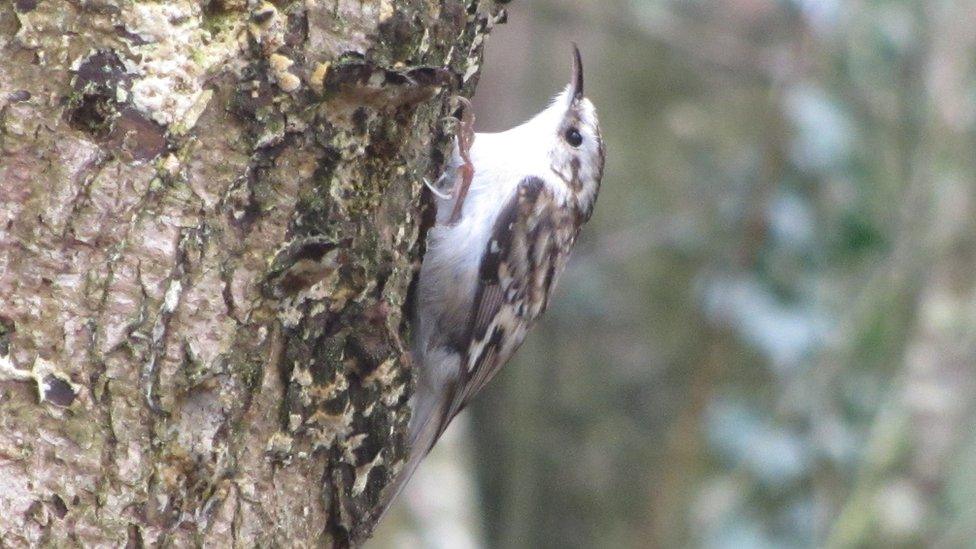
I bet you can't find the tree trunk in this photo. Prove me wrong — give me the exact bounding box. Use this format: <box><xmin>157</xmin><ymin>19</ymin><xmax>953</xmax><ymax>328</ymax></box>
<box><xmin>0</xmin><ymin>0</ymin><xmax>503</xmax><ymax>545</ymax></box>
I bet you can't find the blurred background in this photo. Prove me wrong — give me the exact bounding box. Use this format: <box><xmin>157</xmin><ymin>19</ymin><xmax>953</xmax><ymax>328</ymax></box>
<box><xmin>373</xmin><ymin>1</ymin><xmax>976</xmax><ymax>547</ymax></box>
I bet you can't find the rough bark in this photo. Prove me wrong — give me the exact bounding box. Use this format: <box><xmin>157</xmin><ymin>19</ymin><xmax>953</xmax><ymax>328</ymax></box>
<box><xmin>0</xmin><ymin>0</ymin><xmax>504</xmax><ymax>545</ymax></box>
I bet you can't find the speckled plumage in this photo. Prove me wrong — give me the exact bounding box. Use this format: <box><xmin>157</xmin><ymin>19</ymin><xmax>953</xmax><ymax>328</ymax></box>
<box><xmin>377</xmin><ymin>47</ymin><xmax>605</xmax><ymax>517</ymax></box>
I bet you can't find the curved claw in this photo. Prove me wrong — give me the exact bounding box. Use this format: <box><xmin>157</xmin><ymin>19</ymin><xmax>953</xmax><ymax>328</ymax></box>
<box><xmin>447</xmin><ymin>96</ymin><xmax>476</xmax><ymax>225</ymax></box>
<box><xmin>423</xmin><ymin>176</ymin><xmax>453</xmax><ymax>200</ymax></box>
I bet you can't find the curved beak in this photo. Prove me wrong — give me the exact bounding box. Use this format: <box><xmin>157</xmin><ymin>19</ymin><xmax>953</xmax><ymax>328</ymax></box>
<box><xmin>571</xmin><ymin>44</ymin><xmax>584</xmax><ymax>102</ymax></box>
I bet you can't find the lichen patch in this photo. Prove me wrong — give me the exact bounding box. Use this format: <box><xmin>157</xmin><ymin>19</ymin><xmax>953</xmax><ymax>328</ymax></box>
<box><xmin>0</xmin><ymin>355</ymin><xmax>82</xmax><ymax>409</ymax></box>
<box><xmin>121</xmin><ymin>2</ymin><xmax>245</xmax><ymax>130</ymax></box>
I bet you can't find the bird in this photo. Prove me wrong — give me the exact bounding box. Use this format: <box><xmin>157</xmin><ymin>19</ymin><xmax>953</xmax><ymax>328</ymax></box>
<box><xmin>377</xmin><ymin>45</ymin><xmax>605</xmax><ymax>518</ymax></box>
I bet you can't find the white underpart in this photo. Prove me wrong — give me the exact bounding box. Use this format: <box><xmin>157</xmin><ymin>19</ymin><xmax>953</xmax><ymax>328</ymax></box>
<box><xmin>377</xmin><ymin>87</ymin><xmax>599</xmax><ymax>518</ymax></box>
<box><xmin>415</xmin><ymin>93</ymin><xmax>574</xmax><ymax>393</ymax></box>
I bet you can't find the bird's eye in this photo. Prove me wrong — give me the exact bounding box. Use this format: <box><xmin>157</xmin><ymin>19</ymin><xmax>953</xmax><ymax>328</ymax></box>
<box><xmin>565</xmin><ymin>127</ymin><xmax>583</xmax><ymax>147</ymax></box>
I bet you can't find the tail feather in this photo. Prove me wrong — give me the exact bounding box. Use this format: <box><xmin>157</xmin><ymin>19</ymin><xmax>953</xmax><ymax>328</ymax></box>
<box><xmin>372</xmin><ymin>390</ymin><xmax>450</xmax><ymax>522</ymax></box>
<box><xmin>372</xmin><ymin>323</ymin><xmax>462</xmax><ymax>522</ymax></box>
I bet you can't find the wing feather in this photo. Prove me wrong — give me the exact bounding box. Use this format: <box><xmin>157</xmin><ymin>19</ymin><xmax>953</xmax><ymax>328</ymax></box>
<box><xmin>430</xmin><ymin>176</ymin><xmax>577</xmax><ymax>437</ymax></box>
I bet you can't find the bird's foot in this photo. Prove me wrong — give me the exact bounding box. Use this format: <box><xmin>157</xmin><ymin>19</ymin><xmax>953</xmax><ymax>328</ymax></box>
<box><xmin>448</xmin><ymin>97</ymin><xmax>476</xmax><ymax>225</ymax></box>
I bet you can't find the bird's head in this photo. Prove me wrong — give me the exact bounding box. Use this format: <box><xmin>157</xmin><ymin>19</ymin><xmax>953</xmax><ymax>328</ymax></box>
<box><xmin>544</xmin><ymin>45</ymin><xmax>605</xmax><ymax>222</ymax></box>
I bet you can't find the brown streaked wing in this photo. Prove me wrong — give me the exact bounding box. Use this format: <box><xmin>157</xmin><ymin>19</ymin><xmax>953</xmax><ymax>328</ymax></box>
<box><xmin>438</xmin><ymin>177</ymin><xmax>573</xmax><ymax>438</ymax></box>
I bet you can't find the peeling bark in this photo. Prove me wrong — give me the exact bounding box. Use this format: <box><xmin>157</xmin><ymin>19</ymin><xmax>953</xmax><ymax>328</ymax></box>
<box><xmin>0</xmin><ymin>0</ymin><xmax>504</xmax><ymax>546</ymax></box>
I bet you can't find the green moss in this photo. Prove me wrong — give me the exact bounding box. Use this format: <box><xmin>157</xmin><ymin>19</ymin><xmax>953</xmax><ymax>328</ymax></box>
<box><xmin>201</xmin><ymin>10</ymin><xmax>242</xmax><ymax>35</ymax></box>
<box><xmin>232</xmin><ymin>344</ymin><xmax>265</xmax><ymax>392</ymax></box>
<box><xmin>189</xmin><ymin>47</ymin><xmax>207</xmax><ymax>67</ymax></box>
